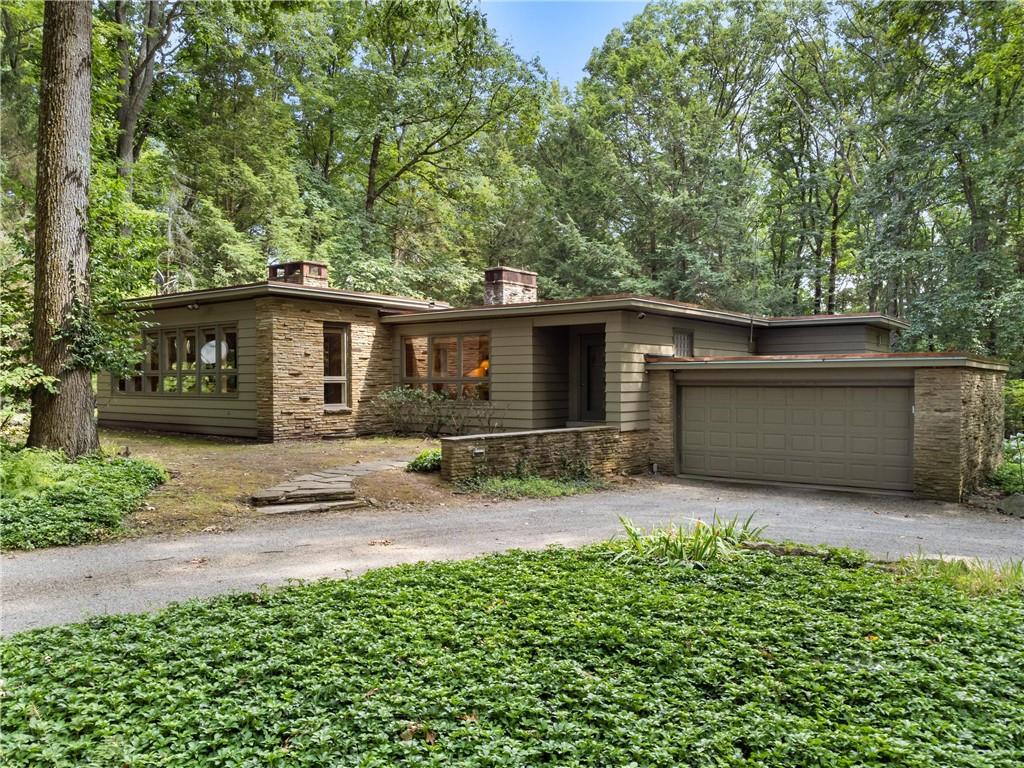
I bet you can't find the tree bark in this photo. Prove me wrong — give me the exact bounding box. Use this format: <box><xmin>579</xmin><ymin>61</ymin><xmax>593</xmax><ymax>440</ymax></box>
<box><xmin>27</xmin><ymin>0</ymin><xmax>99</xmax><ymax>457</ymax></box>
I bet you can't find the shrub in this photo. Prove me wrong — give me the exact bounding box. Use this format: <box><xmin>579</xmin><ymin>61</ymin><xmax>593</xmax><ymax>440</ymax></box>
<box><xmin>1005</xmin><ymin>380</ymin><xmax>1024</xmax><ymax>436</ymax></box>
<box><xmin>407</xmin><ymin>447</ymin><xmax>442</xmax><ymax>473</ymax></box>
<box><xmin>374</xmin><ymin>386</ymin><xmax>505</xmax><ymax>436</ymax></box>
<box><xmin>0</xmin><ymin>446</ymin><xmax>62</xmax><ymax>497</ymax></box>
<box><xmin>991</xmin><ymin>433</ymin><xmax>1024</xmax><ymax>494</ymax></box>
<box><xmin>0</xmin><ymin>450</ymin><xmax>167</xmax><ymax>550</ymax></box>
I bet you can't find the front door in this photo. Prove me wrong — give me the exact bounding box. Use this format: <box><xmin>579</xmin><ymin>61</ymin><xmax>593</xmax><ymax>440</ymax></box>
<box><xmin>579</xmin><ymin>333</ymin><xmax>606</xmax><ymax>421</ymax></box>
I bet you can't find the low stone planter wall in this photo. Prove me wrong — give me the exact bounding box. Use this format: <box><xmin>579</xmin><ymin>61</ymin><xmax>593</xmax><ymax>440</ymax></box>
<box><xmin>440</xmin><ymin>426</ymin><xmax>649</xmax><ymax>483</ymax></box>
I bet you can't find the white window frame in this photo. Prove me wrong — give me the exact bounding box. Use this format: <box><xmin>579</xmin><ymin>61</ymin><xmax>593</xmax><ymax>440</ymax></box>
<box><xmin>323</xmin><ymin>323</ymin><xmax>351</xmax><ymax>411</ymax></box>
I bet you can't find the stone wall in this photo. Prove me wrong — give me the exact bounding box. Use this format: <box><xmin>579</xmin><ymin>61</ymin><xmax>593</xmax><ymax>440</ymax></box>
<box><xmin>255</xmin><ymin>298</ymin><xmax>395</xmax><ymax>440</ymax></box>
<box><xmin>959</xmin><ymin>367</ymin><xmax>1005</xmax><ymax>490</ymax></box>
<box><xmin>647</xmin><ymin>370</ymin><xmax>675</xmax><ymax>473</ymax></box>
<box><xmin>913</xmin><ymin>366</ymin><xmax>1005</xmax><ymax>500</ymax></box>
<box><xmin>441</xmin><ymin>426</ymin><xmax>650</xmax><ymax>483</ymax></box>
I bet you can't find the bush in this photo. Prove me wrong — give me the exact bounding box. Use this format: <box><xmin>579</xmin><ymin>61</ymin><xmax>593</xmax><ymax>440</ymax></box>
<box><xmin>0</xmin><ymin>449</ymin><xmax>167</xmax><ymax>550</ymax></box>
<box><xmin>374</xmin><ymin>385</ymin><xmax>504</xmax><ymax>436</ymax></box>
<box><xmin>406</xmin><ymin>447</ymin><xmax>442</xmax><ymax>472</ymax></box>
<box><xmin>1005</xmin><ymin>380</ymin><xmax>1024</xmax><ymax>436</ymax></box>
<box><xmin>991</xmin><ymin>434</ymin><xmax>1024</xmax><ymax>494</ymax></box>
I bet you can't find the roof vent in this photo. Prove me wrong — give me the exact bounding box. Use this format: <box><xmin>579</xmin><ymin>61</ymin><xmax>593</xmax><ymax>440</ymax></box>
<box><xmin>268</xmin><ymin>261</ymin><xmax>329</xmax><ymax>288</ymax></box>
<box><xmin>484</xmin><ymin>266</ymin><xmax>537</xmax><ymax>305</ymax></box>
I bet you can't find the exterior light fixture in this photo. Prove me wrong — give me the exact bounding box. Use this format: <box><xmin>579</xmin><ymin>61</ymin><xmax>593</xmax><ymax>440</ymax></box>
<box><xmin>186</xmin><ymin>303</ymin><xmax>200</xmax><ymax>311</ymax></box>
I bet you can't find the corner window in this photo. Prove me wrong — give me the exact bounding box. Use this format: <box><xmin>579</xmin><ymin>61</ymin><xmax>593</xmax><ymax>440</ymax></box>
<box><xmin>402</xmin><ymin>334</ymin><xmax>490</xmax><ymax>400</ymax></box>
<box><xmin>323</xmin><ymin>324</ymin><xmax>350</xmax><ymax>408</ymax></box>
<box><xmin>673</xmin><ymin>329</ymin><xmax>694</xmax><ymax>357</ymax></box>
<box><xmin>116</xmin><ymin>325</ymin><xmax>237</xmax><ymax>396</ymax></box>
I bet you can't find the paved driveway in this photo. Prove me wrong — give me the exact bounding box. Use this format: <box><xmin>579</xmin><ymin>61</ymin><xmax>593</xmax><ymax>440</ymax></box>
<box><xmin>4</xmin><ymin>478</ymin><xmax>1022</xmax><ymax>635</ymax></box>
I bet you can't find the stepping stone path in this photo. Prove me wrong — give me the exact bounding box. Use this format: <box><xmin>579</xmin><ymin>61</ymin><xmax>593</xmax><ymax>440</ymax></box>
<box><xmin>250</xmin><ymin>459</ymin><xmax>409</xmax><ymax>515</ymax></box>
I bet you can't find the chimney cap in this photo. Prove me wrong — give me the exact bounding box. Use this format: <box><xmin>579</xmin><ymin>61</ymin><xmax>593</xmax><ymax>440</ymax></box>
<box><xmin>484</xmin><ymin>265</ymin><xmax>538</xmax><ymax>285</ymax></box>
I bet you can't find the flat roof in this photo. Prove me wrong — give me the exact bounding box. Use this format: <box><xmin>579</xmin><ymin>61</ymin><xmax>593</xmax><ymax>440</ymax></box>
<box><xmin>644</xmin><ymin>352</ymin><xmax>1008</xmax><ymax>372</ymax></box>
<box><xmin>125</xmin><ymin>281</ymin><xmax>450</xmax><ymax>312</ymax></box>
<box><xmin>380</xmin><ymin>294</ymin><xmax>910</xmax><ymax>330</ymax></box>
<box><xmin>128</xmin><ymin>283</ymin><xmax>909</xmax><ymax>331</ymax></box>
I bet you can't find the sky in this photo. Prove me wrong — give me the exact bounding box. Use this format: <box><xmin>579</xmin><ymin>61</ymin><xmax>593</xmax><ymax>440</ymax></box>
<box><xmin>479</xmin><ymin>1</ymin><xmax>647</xmax><ymax>86</ymax></box>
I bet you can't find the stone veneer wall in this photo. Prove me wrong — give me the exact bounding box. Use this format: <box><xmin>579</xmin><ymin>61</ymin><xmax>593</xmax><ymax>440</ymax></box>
<box><xmin>913</xmin><ymin>366</ymin><xmax>1005</xmax><ymax>500</ymax></box>
<box><xmin>255</xmin><ymin>297</ymin><xmax>395</xmax><ymax>440</ymax></box>
<box><xmin>647</xmin><ymin>370</ymin><xmax>675</xmax><ymax>473</ymax></box>
<box><xmin>441</xmin><ymin>426</ymin><xmax>650</xmax><ymax>482</ymax></box>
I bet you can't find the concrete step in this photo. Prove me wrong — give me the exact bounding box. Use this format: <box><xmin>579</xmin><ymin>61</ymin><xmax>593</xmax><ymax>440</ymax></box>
<box><xmin>250</xmin><ymin>488</ymin><xmax>357</xmax><ymax>506</ymax></box>
<box><xmin>258</xmin><ymin>499</ymin><xmax>366</xmax><ymax>515</ymax></box>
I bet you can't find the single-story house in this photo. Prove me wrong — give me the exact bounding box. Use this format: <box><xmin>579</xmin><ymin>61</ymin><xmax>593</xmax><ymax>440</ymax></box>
<box><xmin>97</xmin><ymin>261</ymin><xmax>1007</xmax><ymax>501</ymax></box>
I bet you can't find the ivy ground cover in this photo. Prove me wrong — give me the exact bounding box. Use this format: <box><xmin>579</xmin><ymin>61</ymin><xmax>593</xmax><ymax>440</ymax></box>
<box><xmin>3</xmin><ymin>547</ymin><xmax>1022</xmax><ymax>767</ymax></box>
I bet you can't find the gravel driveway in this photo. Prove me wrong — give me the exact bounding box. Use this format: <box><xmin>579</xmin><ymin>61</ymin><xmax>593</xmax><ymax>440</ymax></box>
<box><xmin>4</xmin><ymin>477</ymin><xmax>1022</xmax><ymax>635</ymax></box>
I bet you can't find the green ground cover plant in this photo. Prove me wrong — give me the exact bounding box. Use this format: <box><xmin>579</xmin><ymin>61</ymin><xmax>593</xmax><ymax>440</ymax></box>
<box><xmin>407</xmin><ymin>447</ymin><xmax>442</xmax><ymax>473</ymax></box>
<box><xmin>459</xmin><ymin>473</ymin><xmax>601</xmax><ymax>499</ymax></box>
<box><xmin>0</xmin><ymin>447</ymin><xmax>166</xmax><ymax>550</ymax></box>
<box><xmin>3</xmin><ymin>544</ymin><xmax>1022</xmax><ymax>767</ymax></box>
<box><xmin>992</xmin><ymin>434</ymin><xmax>1024</xmax><ymax>495</ymax></box>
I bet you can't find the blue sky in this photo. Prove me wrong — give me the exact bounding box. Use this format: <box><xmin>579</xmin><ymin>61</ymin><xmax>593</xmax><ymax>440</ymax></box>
<box><xmin>479</xmin><ymin>1</ymin><xmax>647</xmax><ymax>86</ymax></box>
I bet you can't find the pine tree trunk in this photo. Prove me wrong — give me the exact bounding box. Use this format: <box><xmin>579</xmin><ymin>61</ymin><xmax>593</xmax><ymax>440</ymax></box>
<box><xmin>27</xmin><ymin>0</ymin><xmax>99</xmax><ymax>458</ymax></box>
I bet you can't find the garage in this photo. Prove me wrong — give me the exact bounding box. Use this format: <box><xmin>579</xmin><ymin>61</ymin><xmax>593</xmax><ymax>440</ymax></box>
<box><xmin>677</xmin><ymin>384</ymin><xmax>914</xmax><ymax>491</ymax></box>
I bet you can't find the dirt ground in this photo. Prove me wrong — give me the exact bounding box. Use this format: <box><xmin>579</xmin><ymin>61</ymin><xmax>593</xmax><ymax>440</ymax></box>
<box><xmin>99</xmin><ymin>428</ymin><xmax>456</xmax><ymax>537</ymax></box>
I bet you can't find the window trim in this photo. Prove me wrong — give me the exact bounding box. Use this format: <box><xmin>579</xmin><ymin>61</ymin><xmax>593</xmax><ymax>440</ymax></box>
<box><xmin>114</xmin><ymin>324</ymin><xmax>239</xmax><ymax>398</ymax></box>
<box><xmin>323</xmin><ymin>323</ymin><xmax>352</xmax><ymax>412</ymax></box>
<box><xmin>401</xmin><ymin>333</ymin><xmax>491</xmax><ymax>401</ymax></box>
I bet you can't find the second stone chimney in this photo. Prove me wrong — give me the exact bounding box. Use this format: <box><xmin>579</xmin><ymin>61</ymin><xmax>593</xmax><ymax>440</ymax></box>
<box><xmin>484</xmin><ymin>266</ymin><xmax>538</xmax><ymax>305</ymax></box>
<box><xmin>268</xmin><ymin>261</ymin><xmax>330</xmax><ymax>289</ymax></box>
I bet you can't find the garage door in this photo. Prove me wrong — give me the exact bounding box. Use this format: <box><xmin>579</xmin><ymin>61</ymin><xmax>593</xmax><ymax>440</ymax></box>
<box><xmin>678</xmin><ymin>386</ymin><xmax>913</xmax><ymax>491</ymax></box>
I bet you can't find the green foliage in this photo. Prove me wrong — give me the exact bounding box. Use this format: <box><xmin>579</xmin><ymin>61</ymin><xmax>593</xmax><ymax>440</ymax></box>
<box><xmin>1005</xmin><ymin>381</ymin><xmax>1024</xmax><ymax>436</ymax></box>
<box><xmin>612</xmin><ymin>514</ymin><xmax>765</xmax><ymax>568</ymax></box>
<box><xmin>992</xmin><ymin>434</ymin><xmax>1024</xmax><ymax>495</ymax></box>
<box><xmin>374</xmin><ymin>386</ymin><xmax>503</xmax><ymax>436</ymax></box>
<box><xmin>459</xmin><ymin>473</ymin><xmax>600</xmax><ymax>499</ymax></box>
<box><xmin>896</xmin><ymin>555</ymin><xmax>1024</xmax><ymax>597</ymax></box>
<box><xmin>406</xmin><ymin>447</ymin><xmax>442</xmax><ymax>473</ymax></box>
<box><xmin>0</xmin><ymin>447</ymin><xmax>62</xmax><ymax>498</ymax></box>
<box><xmin>0</xmin><ymin>449</ymin><xmax>167</xmax><ymax>550</ymax></box>
<box><xmin>3</xmin><ymin>547</ymin><xmax>1023</xmax><ymax>765</ymax></box>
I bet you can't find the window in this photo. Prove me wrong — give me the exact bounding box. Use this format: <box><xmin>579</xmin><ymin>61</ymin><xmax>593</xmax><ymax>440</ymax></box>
<box><xmin>402</xmin><ymin>334</ymin><xmax>490</xmax><ymax>400</ymax></box>
<box><xmin>116</xmin><ymin>325</ymin><xmax>238</xmax><ymax>396</ymax></box>
<box><xmin>673</xmin><ymin>329</ymin><xmax>694</xmax><ymax>357</ymax></box>
<box><xmin>323</xmin><ymin>324</ymin><xmax>350</xmax><ymax>408</ymax></box>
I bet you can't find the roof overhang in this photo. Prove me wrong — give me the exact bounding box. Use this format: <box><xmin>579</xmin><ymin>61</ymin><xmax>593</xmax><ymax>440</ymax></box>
<box><xmin>125</xmin><ymin>282</ymin><xmax>448</xmax><ymax>313</ymax></box>
<box><xmin>381</xmin><ymin>295</ymin><xmax>908</xmax><ymax>330</ymax></box>
<box><xmin>644</xmin><ymin>353</ymin><xmax>1008</xmax><ymax>372</ymax></box>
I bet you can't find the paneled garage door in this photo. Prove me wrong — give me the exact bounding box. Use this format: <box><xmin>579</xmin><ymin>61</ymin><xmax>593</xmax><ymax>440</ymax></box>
<box><xmin>678</xmin><ymin>385</ymin><xmax>913</xmax><ymax>491</ymax></box>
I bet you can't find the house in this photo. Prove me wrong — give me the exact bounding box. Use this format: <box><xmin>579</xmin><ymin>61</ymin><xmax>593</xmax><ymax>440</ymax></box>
<box><xmin>97</xmin><ymin>261</ymin><xmax>1007</xmax><ymax>501</ymax></box>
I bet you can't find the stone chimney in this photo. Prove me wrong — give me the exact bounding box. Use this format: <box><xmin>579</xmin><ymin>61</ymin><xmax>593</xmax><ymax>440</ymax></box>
<box><xmin>484</xmin><ymin>266</ymin><xmax>538</xmax><ymax>305</ymax></box>
<box><xmin>268</xmin><ymin>261</ymin><xmax>330</xmax><ymax>289</ymax></box>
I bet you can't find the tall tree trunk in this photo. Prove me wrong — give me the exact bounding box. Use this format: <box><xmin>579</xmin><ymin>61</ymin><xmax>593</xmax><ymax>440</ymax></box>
<box><xmin>27</xmin><ymin>0</ymin><xmax>99</xmax><ymax>457</ymax></box>
<box><xmin>365</xmin><ymin>133</ymin><xmax>382</xmax><ymax>214</ymax></box>
<box><xmin>827</xmin><ymin>190</ymin><xmax>840</xmax><ymax>314</ymax></box>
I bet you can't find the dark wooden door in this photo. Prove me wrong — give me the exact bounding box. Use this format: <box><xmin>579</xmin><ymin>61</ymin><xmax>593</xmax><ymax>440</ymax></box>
<box><xmin>579</xmin><ymin>333</ymin><xmax>605</xmax><ymax>421</ymax></box>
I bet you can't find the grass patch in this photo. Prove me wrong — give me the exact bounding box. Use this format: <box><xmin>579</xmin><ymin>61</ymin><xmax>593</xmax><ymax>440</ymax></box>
<box><xmin>0</xmin><ymin>447</ymin><xmax>167</xmax><ymax>550</ymax></box>
<box><xmin>897</xmin><ymin>555</ymin><xmax>1024</xmax><ymax>596</ymax></box>
<box><xmin>459</xmin><ymin>473</ymin><xmax>602</xmax><ymax>499</ymax></box>
<box><xmin>3</xmin><ymin>546</ymin><xmax>1023</xmax><ymax>766</ymax></box>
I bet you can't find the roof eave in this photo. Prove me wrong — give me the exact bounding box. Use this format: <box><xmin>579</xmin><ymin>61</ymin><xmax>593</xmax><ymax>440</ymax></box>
<box><xmin>644</xmin><ymin>354</ymin><xmax>1008</xmax><ymax>372</ymax></box>
<box><xmin>125</xmin><ymin>282</ymin><xmax>447</xmax><ymax>312</ymax></box>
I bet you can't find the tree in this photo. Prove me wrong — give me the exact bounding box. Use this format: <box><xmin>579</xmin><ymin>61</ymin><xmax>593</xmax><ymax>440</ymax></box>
<box><xmin>27</xmin><ymin>0</ymin><xmax>99</xmax><ymax>456</ymax></box>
